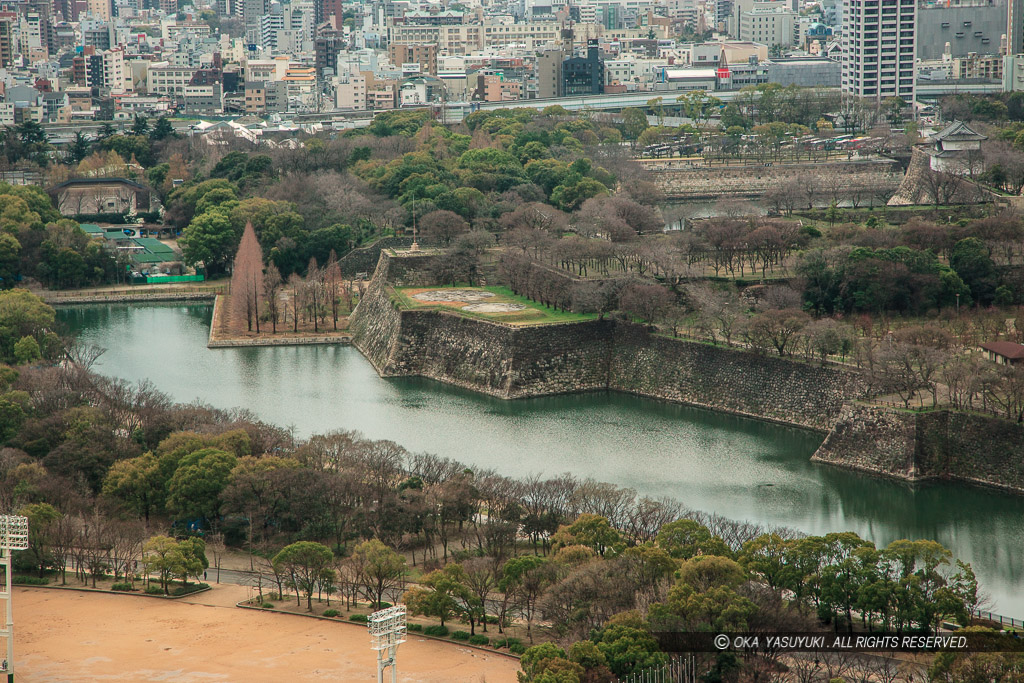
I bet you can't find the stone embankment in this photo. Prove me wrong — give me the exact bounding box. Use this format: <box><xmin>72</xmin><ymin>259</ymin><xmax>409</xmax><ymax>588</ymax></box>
<box><xmin>42</xmin><ymin>291</ymin><xmax>218</xmax><ymax>304</ymax></box>
<box><xmin>609</xmin><ymin>325</ymin><xmax>863</xmax><ymax>429</ymax></box>
<box><xmin>350</xmin><ymin>251</ymin><xmax>864</xmax><ymax>431</ymax></box>
<box><xmin>208</xmin><ymin>336</ymin><xmax>352</xmax><ymax>348</ymax></box>
<box><xmin>813</xmin><ymin>404</ymin><xmax>1024</xmax><ymax>493</ymax></box>
<box><xmin>887</xmin><ymin>147</ymin><xmax>989</xmax><ymax>206</ymax></box>
<box><xmin>352</xmin><ymin>250</ymin><xmax>1024</xmax><ymax>492</ymax></box>
<box><xmin>207</xmin><ymin>295</ymin><xmax>352</xmax><ymax>348</ymax></box>
<box><xmin>640</xmin><ymin>157</ymin><xmax>903</xmax><ymax>200</ymax></box>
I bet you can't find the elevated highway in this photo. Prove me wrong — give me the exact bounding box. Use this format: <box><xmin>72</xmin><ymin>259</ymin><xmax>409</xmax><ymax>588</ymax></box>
<box><xmin>39</xmin><ymin>81</ymin><xmax>1002</xmax><ymax>137</ymax></box>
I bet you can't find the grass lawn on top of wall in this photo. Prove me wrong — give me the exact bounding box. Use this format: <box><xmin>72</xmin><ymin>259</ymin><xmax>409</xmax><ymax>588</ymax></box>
<box><xmin>392</xmin><ymin>285</ymin><xmax>598</xmax><ymax>326</ymax></box>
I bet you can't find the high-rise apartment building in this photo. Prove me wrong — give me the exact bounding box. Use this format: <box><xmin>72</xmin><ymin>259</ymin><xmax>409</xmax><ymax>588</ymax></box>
<box><xmin>0</xmin><ymin>12</ymin><xmax>13</xmax><ymax>68</ymax></box>
<box><xmin>314</xmin><ymin>29</ymin><xmax>345</xmax><ymax>75</ymax></box>
<box><xmin>314</xmin><ymin>0</ymin><xmax>343</xmax><ymax>27</ymax></box>
<box><xmin>841</xmin><ymin>0</ymin><xmax>916</xmax><ymax>101</ymax></box>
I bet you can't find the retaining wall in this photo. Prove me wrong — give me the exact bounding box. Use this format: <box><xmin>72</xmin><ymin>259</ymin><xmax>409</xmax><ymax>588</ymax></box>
<box><xmin>812</xmin><ymin>404</ymin><xmax>1024</xmax><ymax>492</ymax></box>
<box><xmin>609</xmin><ymin>325</ymin><xmax>865</xmax><ymax>430</ymax></box>
<box><xmin>350</xmin><ymin>251</ymin><xmax>866</xmax><ymax>429</ymax></box>
<box><xmin>642</xmin><ymin>158</ymin><xmax>903</xmax><ymax>200</ymax></box>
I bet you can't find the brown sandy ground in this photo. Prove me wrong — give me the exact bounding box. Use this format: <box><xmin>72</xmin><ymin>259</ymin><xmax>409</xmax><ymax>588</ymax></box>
<box><xmin>17</xmin><ymin>585</ymin><xmax>518</xmax><ymax>683</ymax></box>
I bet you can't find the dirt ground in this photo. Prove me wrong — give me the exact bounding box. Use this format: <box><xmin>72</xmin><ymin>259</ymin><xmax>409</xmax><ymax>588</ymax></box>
<box><xmin>17</xmin><ymin>586</ymin><xmax>519</xmax><ymax>683</ymax></box>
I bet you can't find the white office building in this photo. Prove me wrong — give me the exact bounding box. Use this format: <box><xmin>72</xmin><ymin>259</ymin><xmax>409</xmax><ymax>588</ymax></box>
<box><xmin>738</xmin><ymin>2</ymin><xmax>797</xmax><ymax>47</ymax></box>
<box><xmin>841</xmin><ymin>0</ymin><xmax>916</xmax><ymax>100</ymax></box>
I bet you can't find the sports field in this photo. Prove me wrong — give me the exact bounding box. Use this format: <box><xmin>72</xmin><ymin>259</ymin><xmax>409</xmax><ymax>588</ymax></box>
<box><xmin>17</xmin><ymin>586</ymin><xmax>518</xmax><ymax>682</ymax></box>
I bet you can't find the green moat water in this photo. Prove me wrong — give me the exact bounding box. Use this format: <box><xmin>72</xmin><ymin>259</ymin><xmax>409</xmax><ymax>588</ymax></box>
<box><xmin>58</xmin><ymin>303</ymin><xmax>1024</xmax><ymax>616</ymax></box>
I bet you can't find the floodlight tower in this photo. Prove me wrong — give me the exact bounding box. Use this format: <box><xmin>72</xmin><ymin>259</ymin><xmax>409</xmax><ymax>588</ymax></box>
<box><xmin>368</xmin><ymin>605</ymin><xmax>407</xmax><ymax>683</ymax></box>
<box><xmin>0</xmin><ymin>515</ymin><xmax>28</xmax><ymax>683</ymax></box>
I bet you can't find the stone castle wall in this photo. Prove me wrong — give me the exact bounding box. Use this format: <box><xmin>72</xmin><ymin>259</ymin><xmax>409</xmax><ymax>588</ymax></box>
<box><xmin>609</xmin><ymin>325</ymin><xmax>865</xmax><ymax>430</ymax></box>
<box><xmin>810</xmin><ymin>404</ymin><xmax>922</xmax><ymax>478</ymax></box>
<box><xmin>641</xmin><ymin>158</ymin><xmax>903</xmax><ymax>200</ymax></box>
<box><xmin>812</xmin><ymin>404</ymin><xmax>1024</xmax><ymax>492</ymax></box>
<box><xmin>339</xmin><ymin>238</ymin><xmax>413</xmax><ymax>278</ymax></box>
<box><xmin>351</xmin><ymin>252</ymin><xmax>866</xmax><ymax>429</ymax></box>
<box><xmin>391</xmin><ymin>314</ymin><xmax>616</xmax><ymax>397</ymax></box>
<box><xmin>353</xmin><ymin>251</ymin><xmax>1024</xmax><ymax>490</ymax></box>
<box><xmin>887</xmin><ymin>147</ymin><xmax>989</xmax><ymax>207</ymax></box>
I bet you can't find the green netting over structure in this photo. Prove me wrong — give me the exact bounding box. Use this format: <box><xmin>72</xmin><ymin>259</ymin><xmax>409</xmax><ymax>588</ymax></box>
<box><xmin>144</xmin><ymin>274</ymin><xmax>205</xmax><ymax>283</ymax></box>
<box><xmin>133</xmin><ymin>238</ymin><xmax>176</xmax><ymax>253</ymax></box>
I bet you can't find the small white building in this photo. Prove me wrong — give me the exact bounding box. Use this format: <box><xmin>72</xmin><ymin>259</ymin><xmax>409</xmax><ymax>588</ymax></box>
<box><xmin>926</xmin><ymin>120</ymin><xmax>986</xmax><ymax>175</ymax></box>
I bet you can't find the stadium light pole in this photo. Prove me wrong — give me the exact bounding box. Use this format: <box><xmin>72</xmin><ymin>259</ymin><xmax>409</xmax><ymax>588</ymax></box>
<box><xmin>368</xmin><ymin>605</ymin><xmax>407</xmax><ymax>683</ymax></box>
<box><xmin>0</xmin><ymin>515</ymin><xmax>29</xmax><ymax>683</ymax></box>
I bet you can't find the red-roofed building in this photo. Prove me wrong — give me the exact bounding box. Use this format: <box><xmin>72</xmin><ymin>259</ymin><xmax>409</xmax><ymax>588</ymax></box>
<box><xmin>980</xmin><ymin>342</ymin><xmax>1024</xmax><ymax>366</ymax></box>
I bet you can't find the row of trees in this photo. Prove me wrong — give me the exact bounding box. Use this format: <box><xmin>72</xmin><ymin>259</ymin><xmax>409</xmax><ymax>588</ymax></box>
<box><xmin>626</xmin><ymin>86</ymin><xmax>875</xmax><ymax>137</ymax></box>
<box><xmin>228</xmin><ymin>222</ymin><xmax>353</xmax><ymax>334</ymax></box>
<box><xmin>19</xmin><ymin>502</ymin><xmax>208</xmax><ymax>594</ymax></box>
<box><xmin>3</xmin><ymin>116</ymin><xmax>175</xmax><ymax>170</ymax></box>
<box><xmin>507</xmin><ymin>208</ymin><xmax>1022</xmax><ymax>312</ymax></box>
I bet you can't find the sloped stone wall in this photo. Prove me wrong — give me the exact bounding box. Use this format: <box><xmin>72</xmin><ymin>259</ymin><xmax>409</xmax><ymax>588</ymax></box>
<box><xmin>351</xmin><ymin>252</ymin><xmax>866</xmax><ymax>428</ymax></box>
<box><xmin>811</xmin><ymin>404</ymin><xmax>921</xmax><ymax>477</ymax></box>
<box><xmin>887</xmin><ymin>147</ymin><xmax>988</xmax><ymax>206</ymax></box>
<box><xmin>389</xmin><ymin>313</ymin><xmax>615</xmax><ymax>397</ymax></box>
<box><xmin>609</xmin><ymin>324</ymin><xmax>865</xmax><ymax>430</ymax></box>
<box><xmin>338</xmin><ymin>237</ymin><xmax>413</xmax><ymax>278</ymax></box>
<box><xmin>346</xmin><ymin>260</ymin><xmax>403</xmax><ymax>374</ymax></box>
<box><xmin>812</xmin><ymin>404</ymin><xmax>1024</xmax><ymax>492</ymax></box>
<box><xmin>642</xmin><ymin>158</ymin><xmax>903</xmax><ymax>200</ymax></box>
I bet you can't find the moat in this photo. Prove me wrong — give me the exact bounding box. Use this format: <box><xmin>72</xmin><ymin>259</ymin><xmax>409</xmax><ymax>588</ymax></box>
<box><xmin>58</xmin><ymin>302</ymin><xmax>1024</xmax><ymax>616</ymax></box>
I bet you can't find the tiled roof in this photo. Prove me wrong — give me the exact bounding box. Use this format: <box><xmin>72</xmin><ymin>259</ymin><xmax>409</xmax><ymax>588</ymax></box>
<box><xmin>981</xmin><ymin>342</ymin><xmax>1024</xmax><ymax>360</ymax></box>
<box><xmin>930</xmin><ymin>120</ymin><xmax>987</xmax><ymax>142</ymax></box>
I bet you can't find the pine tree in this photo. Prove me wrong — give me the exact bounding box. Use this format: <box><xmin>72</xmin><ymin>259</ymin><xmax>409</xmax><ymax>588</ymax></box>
<box><xmin>152</xmin><ymin>117</ymin><xmax>174</xmax><ymax>140</ymax></box>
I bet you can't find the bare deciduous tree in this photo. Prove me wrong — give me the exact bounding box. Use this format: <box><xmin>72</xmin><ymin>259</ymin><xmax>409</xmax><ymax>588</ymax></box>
<box><xmin>230</xmin><ymin>222</ymin><xmax>265</xmax><ymax>333</ymax></box>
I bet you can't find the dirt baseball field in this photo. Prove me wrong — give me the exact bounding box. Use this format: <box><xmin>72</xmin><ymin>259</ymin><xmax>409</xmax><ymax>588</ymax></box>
<box><xmin>16</xmin><ymin>586</ymin><xmax>519</xmax><ymax>682</ymax></box>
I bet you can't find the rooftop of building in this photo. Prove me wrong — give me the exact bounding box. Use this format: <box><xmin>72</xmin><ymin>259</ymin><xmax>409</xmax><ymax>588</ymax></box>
<box><xmin>930</xmin><ymin>119</ymin><xmax>987</xmax><ymax>142</ymax></box>
<box><xmin>980</xmin><ymin>342</ymin><xmax>1024</xmax><ymax>359</ymax></box>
